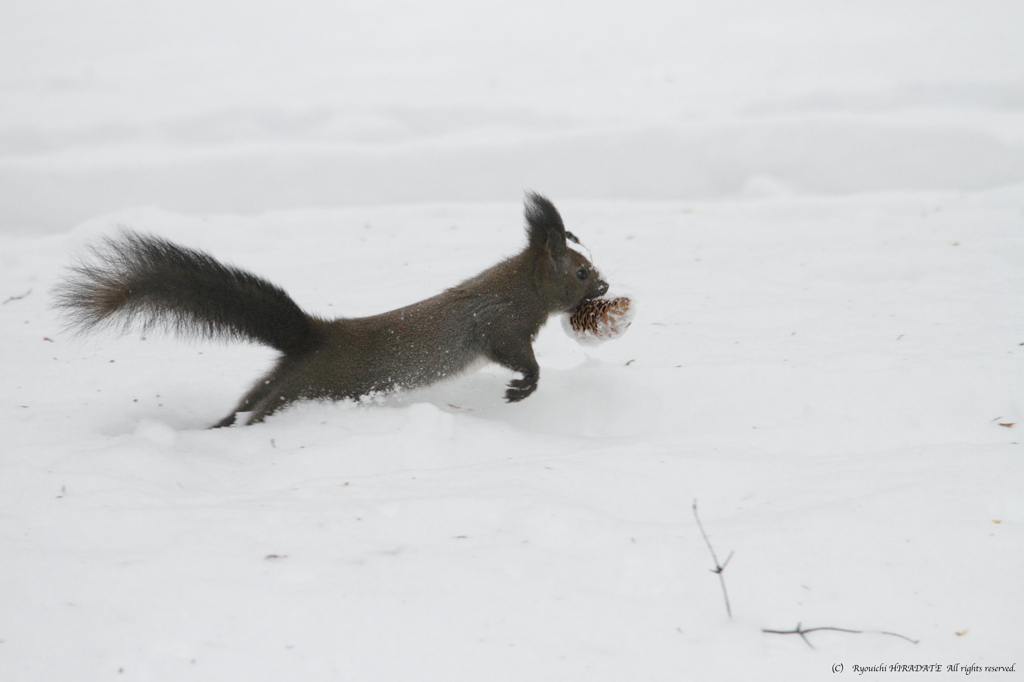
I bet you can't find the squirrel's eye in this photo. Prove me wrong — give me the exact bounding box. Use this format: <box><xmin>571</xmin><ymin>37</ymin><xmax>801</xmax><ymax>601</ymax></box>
<box><xmin>576</xmin><ymin>268</ymin><xmax>588</xmax><ymax>280</ymax></box>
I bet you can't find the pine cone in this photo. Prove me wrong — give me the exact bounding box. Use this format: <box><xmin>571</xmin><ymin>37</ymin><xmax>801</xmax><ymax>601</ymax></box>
<box><xmin>563</xmin><ymin>296</ymin><xmax>634</xmax><ymax>345</ymax></box>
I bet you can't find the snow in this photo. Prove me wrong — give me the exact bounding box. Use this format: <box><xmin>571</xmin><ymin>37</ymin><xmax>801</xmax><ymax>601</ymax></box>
<box><xmin>2</xmin><ymin>1</ymin><xmax>1023</xmax><ymax>680</ymax></box>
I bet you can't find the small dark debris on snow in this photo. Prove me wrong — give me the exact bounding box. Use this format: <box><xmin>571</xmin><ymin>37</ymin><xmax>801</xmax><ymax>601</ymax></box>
<box><xmin>2</xmin><ymin>289</ymin><xmax>31</xmax><ymax>305</ymax></box>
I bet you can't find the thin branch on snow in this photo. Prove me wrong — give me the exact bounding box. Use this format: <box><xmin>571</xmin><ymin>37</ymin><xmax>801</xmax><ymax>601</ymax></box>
<box><xmin>690</xmin><ymin>501</ymin><xmax>920</xmax><ymax>647</ymax></box>
<box><xmin>762</xmin><ymin>623</ymin><xmax>919</xmax><ymax>648</ymax></box>
<box><xmin>2</xmin><ymin>289</ymin><xmax>31</xmax><ymax>305</ymax></box>
<box><xmin>692</xmin><ymin>499</ymin><xmax>733</xmax><ymax>620</ymax></box>
<box><xmin>879</xmin><ymin>630</ymin><xmax>921</xmax><ymax>644</ymax></box>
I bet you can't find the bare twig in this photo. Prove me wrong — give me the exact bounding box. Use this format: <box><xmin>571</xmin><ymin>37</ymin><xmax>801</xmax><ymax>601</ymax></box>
<box><xmin>762</xmin><ymin>623</ymin><xmax>919</xmax><ymax>648</ymax></box>
<box><xmin>878</xmin><ymin>630</ymin><xmax>921</xmax><ymax>645</ymax></box>
<box><xmin>693</xmin><ymin>499</ymin><xmax>733</xmax><ymax>619</ymax></box>
<box><xmin>2</xmin><ymin>289</ymin><xmax>31</xmax><ymax>305</ymax></box>
<box><xmin>691</xmin><ymin>501</ymin><xmax>919</xmax><ymax>646</ymax></box>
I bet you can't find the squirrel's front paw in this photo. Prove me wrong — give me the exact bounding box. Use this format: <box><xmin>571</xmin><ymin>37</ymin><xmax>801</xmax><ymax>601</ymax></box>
<box><xmin>504</xmin><ymin>377</ymin><xmax>537</xmax><ymax>402</ymax></box>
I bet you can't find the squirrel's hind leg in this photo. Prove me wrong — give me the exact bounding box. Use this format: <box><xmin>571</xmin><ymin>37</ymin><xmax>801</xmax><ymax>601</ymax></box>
<box><xmin>209</xmin><ymin>366</ymin><xmax>283</xmax><ymax>428</ymax></box>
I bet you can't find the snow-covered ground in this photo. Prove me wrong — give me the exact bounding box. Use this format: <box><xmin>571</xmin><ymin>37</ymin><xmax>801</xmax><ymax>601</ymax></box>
<box><xmin>2</xmin><ymin>2</ymin><xmax>1023</xmax><ymax>680</ymax></box>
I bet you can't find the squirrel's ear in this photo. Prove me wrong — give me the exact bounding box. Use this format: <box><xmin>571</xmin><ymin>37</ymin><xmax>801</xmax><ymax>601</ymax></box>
<box><xmin>524</xmin><ymin>192</ymin><xmax>566</xmax><ymax>258</ymax></box>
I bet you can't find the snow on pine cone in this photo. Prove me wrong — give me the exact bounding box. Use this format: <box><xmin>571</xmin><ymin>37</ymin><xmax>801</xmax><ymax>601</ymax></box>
<box><xmin>561</xmin><ymin>296</ymin><xmax>635</xmax><ymax>346</ymax></box>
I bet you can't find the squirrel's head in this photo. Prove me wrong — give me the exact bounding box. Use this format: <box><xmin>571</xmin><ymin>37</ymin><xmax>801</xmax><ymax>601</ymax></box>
<box><xmin>524</xmin><ymin>193</ymin><xmax>609</xmax><ymax>312</ymax></box>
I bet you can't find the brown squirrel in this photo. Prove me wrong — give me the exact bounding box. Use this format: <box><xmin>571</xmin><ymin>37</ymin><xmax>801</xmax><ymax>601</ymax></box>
<box><xmin>55</xmin><ymin>193</ymin><xmax>609</xmax><ymax>425</ymax></box>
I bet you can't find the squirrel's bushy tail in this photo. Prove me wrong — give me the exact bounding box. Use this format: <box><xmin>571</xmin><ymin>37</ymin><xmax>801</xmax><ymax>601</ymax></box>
<box><xmin>54</xmin><ymin>232</ymin><xmax>318</xmax><ymax>355</ymax></box>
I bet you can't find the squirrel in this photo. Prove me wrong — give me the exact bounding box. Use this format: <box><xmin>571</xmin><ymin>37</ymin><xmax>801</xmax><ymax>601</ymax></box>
<box><xmin>55</xmin><ymin>193</ymin><xmax>609</xmax><ymax>426</ymax></box>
